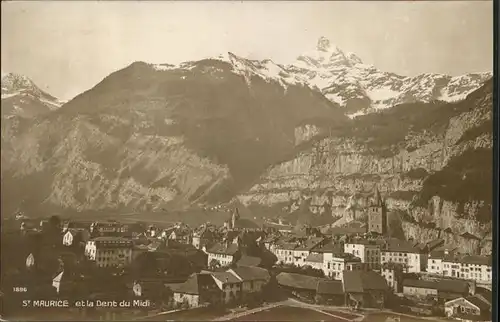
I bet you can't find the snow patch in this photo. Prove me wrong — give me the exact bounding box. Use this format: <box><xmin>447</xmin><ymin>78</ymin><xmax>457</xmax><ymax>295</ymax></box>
<box><xmin>347</xmin><ymin>110</ymin><xmax>367</xmax><ymax>119</ymax></box>
<box><xmin>367</xmin><ymin>88</ymin><xmax>400</xmax><ymax>101</ymax></box>
<box><xmin>39</xmin><ymin>97</ymin><xmax>62</xmax><ymax>110</ymax></box>
<box><xmin>1</xmin><ymin>92</ymin><xmax>19</xmax><ymax>99</ymax></box>
<box><xmin>152</xmin><ymin>64</ymin><xmax>178</xmax><ymax>71</ymax></box>
<box><xmin>325</xmin><ymin>93</ymin><xmax>346</xmax><ymax>106</ymax></box>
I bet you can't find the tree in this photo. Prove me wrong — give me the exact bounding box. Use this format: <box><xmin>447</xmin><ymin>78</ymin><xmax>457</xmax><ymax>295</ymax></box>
<box><xmin>209</xmin><ymin>259</ymin><xmax>221</xmax><ymax>270</ymax></box>
<box><xmin>49</xmin><ymin>215</ymin><xmax>61</xmax><ymax>230</ymax></box>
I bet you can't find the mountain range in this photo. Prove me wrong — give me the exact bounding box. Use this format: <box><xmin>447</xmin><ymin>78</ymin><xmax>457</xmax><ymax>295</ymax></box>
<box><xmin>0</xmin><ymin>37</ymin><xmax>492</xmax><ymax>253</ymax></box>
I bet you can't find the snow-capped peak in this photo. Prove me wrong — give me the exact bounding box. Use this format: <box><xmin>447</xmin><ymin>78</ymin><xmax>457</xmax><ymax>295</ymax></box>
<box><xmin>2</xmin><ymin>72</ymin><xmax>39</xmax><ymax>94</ymax></box>
<box><xmin>292</xmin><ymin>37</ymin><xmax>364</xmax><ymax>71</ymax></box>
<box><xmin>317</xmin><ymin>36</ymin><xmax>336</xmax><ymax>52</ymax></box>
<box><xmin>1</xmin><ymin>72</ymin><xmax>62</xmax><ymax>111</ymax></box>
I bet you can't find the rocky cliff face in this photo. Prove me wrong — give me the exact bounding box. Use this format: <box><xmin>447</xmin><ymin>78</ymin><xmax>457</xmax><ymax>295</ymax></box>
<box><xmin>238</xmin><ymin>79</ymin><xmax>493</xmax><ymax>253</ymax></box>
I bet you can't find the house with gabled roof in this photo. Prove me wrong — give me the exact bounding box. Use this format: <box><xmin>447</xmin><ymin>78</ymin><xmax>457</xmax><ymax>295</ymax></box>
<box><xmin>228</xmin><ymin>266</ymin><xmax>270</xmax><ymax>301</ymax></box>
<box><xmin>210</xmin><ymin>271</ymin><xmax>242</xmax><ymax>304</ymax></box>
<box><xmin>168</xmin><ymin>273</ymin><xmax>221</xmax><ymax>308</ymax></box>
<box><xmin>445</xmin><ymin>295</ymin><xmax>492</xmax><ymax>321</ymax></box>
<box><xmin>342</xmin><ymin>270</ymin><xmax>389</xmax><ymax>309</ymax></box>
<box><xmin>315</xmin><ymin>280</ymin><xmax>344</xmax><ymax>305</ymax></box>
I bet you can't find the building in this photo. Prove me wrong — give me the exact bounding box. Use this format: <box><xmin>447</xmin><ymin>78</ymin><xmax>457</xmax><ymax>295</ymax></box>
<box><xmin>62</xmin><ymin>229</ymin><xmax>90</xmax><ymax>247</ymax></box>
<box><xmin>192</xmin><ymin>226</ymin><xmax>216</xmax><ymax>250</ymax></box>
<box><xmin>210</xmin><ymin>271</ymin><xmax>242</xmax><ymax>304</ymax></box>
<box><xmin>380</xmin><ymin>239</ymin><xmax>427</xmax><ymax>273</ymax></box>
<box><xmin>444</xmin><ymin>295</ymin><xmax>492</xmax><ymax>321</ymax></box>
<box><xmin>91</xmin><ymin>222</ymin><xmax>128</xmax><ymax>236</ymax></box>
<box><xmin>263</xmin><ymin>219</ymin><xmax>293</xmax><ymax>234</ymax></box>
<box><xmin>342</xmin><ymin>270</ymin><xmax>389</xmax><ymax>309</ymax></box>
<box><xmin>84</xmin><ymin>237</ymin><xmax>133</xmax><ymax>268</ymax></box>
<box><xmin>169</xmin><ymin>273</ymin><xmax>221</xmax><ymax>308</ymax></box>
<box><xmin>436</xmin><ymin>279</ymin><xmax>470</xmax><ymax>303</ymax></box>
<box><xmin>367</xmin><ymin>186</ymin><xmax>387</xmax><ymax>235</ymax></box>
<box><xmin>402</xmin><ymin>278</ymin><xmax>469</xmax><ymax>303</ymax></box>
<box><xmin>304</xmin><ymin>253</ymin><xmax>324</xmax><ymax>270</ymax></box>
<box><xmin>261</xmin><ymin>234</ymin><xmax>281</xmax><ymax>252</ymax></box>
<box><xmin>26</xmin><ymin>253</ymin><xmax>35</xmax><ymax>269</ymax></box>
<box><xmin>273</xmin><ymin>240</ymin><xmax>298</xmax><ymax>265</ymax></box>
<box><xmin>236</xmin><ymin>255</ymin><xmax>262</xmax><ymax>267</ymax></box>
<box><xmin>205</xmin><ymin>240</ymin><xmax>241</xmax><ymax>268</ymax></box>
<box><xmin>427</xmin><ymin>247</ymin><xmax>457</xmax><ymax>275</ymax></box>
<box><xmin>323</xmin><ymin>252</ymin><xmax>362</xmax><ymax>280</ymax></box>
<box><xmin>315</xmin><ymin>280</ymin><xmax>345</xmax><ymax>305</ymax></box>
<box><xmin>291</xmin><ymin>237</ymin><xmax>328</xmax><ymax>267</ymax></box>
<box><xmin>276</xmin><ymin>272</ymin><xmax>322</xmax><ymax>301</ymax></box>
<box><xmin>381</xmin><ymin>262</ymin><xmax>405</xmax><ymax>293</ymax></box>
<box><xmin>52</xmin><ymin>271</ymin><xmax>64</xmax><ymax>294</ymax></box>
<box><xmin>402</xmin><ymin>279</ymin><xmax>438</xmax><ymax>298</ymax></box>
<box><xmin>228</xmin><ymin>266</ymin><xmax>270</xmax><ymax>302</ymax></box>
<box><xmin>442</xmin><ymin>254</ymin><xmax>492</xmax><ymax>284</ymax></box>
<box><xmin>344</xmin><ymin>239</ymin><xmax>381</xmax><ymax>270</ymax></box>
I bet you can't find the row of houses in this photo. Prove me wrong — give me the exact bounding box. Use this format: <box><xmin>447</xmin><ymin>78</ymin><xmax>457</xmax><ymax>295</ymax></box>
<box><xmin>137</xmin><ymin>265</ymin><xmax>271</xmax><ymax>308</ymax></box>
<box><xmin>427</xmin><ymin>249</ymin><xmax>492</xmax><ymax>284</ymax></box>
<box><xmin>264</xmin><ymin>234</ymin><xmax>492</xmax><ymax>285</ymax></box>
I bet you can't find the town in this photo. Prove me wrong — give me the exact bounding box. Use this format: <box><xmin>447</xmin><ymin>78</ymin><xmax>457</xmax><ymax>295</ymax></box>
<box><xmin>0</xmin><ymin>188</ymin><xmax>492</xmax><ymax>322</ymax></box>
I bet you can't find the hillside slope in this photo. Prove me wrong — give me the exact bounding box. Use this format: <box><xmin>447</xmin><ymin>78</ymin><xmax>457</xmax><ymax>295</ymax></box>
<box><xmin>1</xmin><ymin>55</ymin><xmax>347</xmax><ymax>216</ymax></box>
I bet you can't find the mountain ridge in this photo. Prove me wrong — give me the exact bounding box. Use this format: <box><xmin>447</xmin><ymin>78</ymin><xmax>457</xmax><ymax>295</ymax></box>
<box><xmin>0</xmin><ymin>44</ymin><xmax>493</xmax><ymax>255</ymax></box>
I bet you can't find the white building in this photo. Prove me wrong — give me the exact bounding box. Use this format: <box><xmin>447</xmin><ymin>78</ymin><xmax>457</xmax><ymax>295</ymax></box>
<box><xmin>323</xmin><ymin>252</ymin><xmax>362</xmax><ymax>280</ymax></box>
<box><xmin>344</xmin><ymin>239</ymin><xmax>381</xmax><ymax>270</ymax></box>
<box><xmin>273</xmin><ymin>241</ymin><xmax>297</xmax><ymax>265</ymax></box>
<box><xmin>62</xmin><ymin>231</ymin><xmax>75</xmax><ymax>246</ymax></box>
<box><xmin>427</xmin><ymin>248</ymin><xmax>456</xmax><ymax>275</ymax></box>
<box><xmin>84</xmin><ymin>237</ymin><xmax>133</xmax><ymax>268</ymax></box>
<box><xmin>205</xmin><ymin>240</ymin><xmax>240</xmax><ymax>268</ymax></box>
<box><xmin>442</xmin><ymin>254</ymin><xmax>492</xmax><ymax>284</ymax></box>
<box><xmin>380</xmin><ymin>239</ymin><xmax>428</xmax><ymax>273</ymax></box>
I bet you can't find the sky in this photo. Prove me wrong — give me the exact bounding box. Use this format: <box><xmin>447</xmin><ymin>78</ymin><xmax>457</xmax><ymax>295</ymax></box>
<box><xmin>1</xmin><ymin>1</ymin><xmax>493</xmax><ymax>101</ymax></box>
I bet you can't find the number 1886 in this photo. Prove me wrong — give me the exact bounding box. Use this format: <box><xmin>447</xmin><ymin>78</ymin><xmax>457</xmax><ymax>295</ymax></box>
<box><xmin>13</xmin><ymin>287</ymin><xmax>27</xmax><ymax>292</ymax></box>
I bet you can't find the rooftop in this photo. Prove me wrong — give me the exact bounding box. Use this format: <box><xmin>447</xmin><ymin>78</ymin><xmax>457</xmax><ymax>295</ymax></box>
<box><xmin>305</xmin><ymin>253</ymin><xmax>324</xmax><ymax>263</ymax></box>
<box><xmin>276</xmin><ymin>272</ymin><xmax>324</xmax><ymax>291</ymax></box>
<box><xmin>211</xmin><ymin>271</ymin><xmax>241</xmax><ymax>284</ymax></box>
<box><xmin>236</xmin><ymin>255</ymin><xmax>262</xmax><ymax>267</ymax></box>
<box><xmin>461</xmin><ymin>255</ymin><xmax>491</xmax><ymax>266</ymax></box>
<box><xmin>207</xmin><ymin>242</ymin><xmax>239</xmax><ymax>255</ymax></box>
<box><xmin>342</xmin><ymin>271</ymin><xmax>388</xmax><ymax>293</ymax></box>
<box><xmin>169</xmin><ymin>273</ymin><xmax>215</xmax><ymax>295</ymax></box>
<box><xmin>316</xmin><ymin>280</ymin><xmax>344</xmax><ymax>295</ymax></box>
<box><xmin>403</xmin><ymin>279</ymin><xmax>436</xmax><ymax>289</ymax></box>
<box><xmin>230</xmin><ymin>266</ymin><xmax>270</xmax><ymax>282</ymax></box>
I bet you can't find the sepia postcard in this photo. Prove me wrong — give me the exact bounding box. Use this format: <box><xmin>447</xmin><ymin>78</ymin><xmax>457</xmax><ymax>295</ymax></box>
<box><xmin>0</xmin><ymin>1</ymin><xmax>495</xmax><ymax>321</ymax></box>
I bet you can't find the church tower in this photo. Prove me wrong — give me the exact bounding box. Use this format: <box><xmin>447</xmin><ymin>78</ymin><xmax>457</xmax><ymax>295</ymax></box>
<box><xmin>367</xmin><ymin>185</ymin><xmax>387</xmax><ymax>235</ymax></box>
